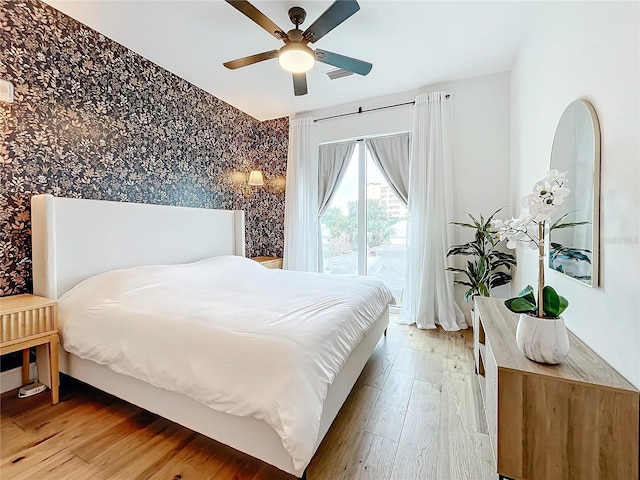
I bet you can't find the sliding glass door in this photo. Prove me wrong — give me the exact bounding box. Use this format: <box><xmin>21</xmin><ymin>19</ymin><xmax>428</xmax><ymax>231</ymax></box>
<box><xmin>320</xmin><ymin>142</ymin><xmax>407</xmax><ymax>304</ymax></box>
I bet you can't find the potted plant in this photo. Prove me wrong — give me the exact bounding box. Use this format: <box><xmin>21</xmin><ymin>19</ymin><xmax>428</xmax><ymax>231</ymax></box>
<box><xmin>495</xmin><ymin>170</ymin><xmax>572</xmax><ymax>364</ymax></box>
<box><xmin>446</xmin><ymin>208</ymin><xmax>517</xmax><ymax>302</ymax></box>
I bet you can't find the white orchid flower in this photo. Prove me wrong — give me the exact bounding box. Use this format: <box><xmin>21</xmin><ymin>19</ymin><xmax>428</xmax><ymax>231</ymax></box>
<box><xmin>552</xmin><ymin>186</ymin><xmax>570</xmax><ymax>199</ymax></box>
<box><xmin>500</xmin><ymin>170</ymin><xmax>574</xmax><ymax>319</ymax></box>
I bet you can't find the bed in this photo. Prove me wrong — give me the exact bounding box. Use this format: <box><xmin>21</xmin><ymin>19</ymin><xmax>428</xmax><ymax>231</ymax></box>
<box><xmin>30</xmin><ymin>194</ymin><xmax>391</xmax><ymax>478</ymax></box>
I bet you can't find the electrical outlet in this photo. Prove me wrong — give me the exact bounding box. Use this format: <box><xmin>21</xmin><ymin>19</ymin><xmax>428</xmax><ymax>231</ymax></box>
<box><xmin>0</xmin><ymin>79</ymin><xmax>14</xmax><ymax>103</ymax></box>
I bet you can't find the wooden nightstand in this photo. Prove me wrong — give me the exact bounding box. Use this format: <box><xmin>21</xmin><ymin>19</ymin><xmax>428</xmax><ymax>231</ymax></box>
<box><xmin>251</xmin><ymin>256</ymin><xmax>283</xmax><ymax>269</ymax></box>
<box><xmin>0</xmin><ymin>294</ymin><xmax>59</xmax><ymax>404</ymax></box>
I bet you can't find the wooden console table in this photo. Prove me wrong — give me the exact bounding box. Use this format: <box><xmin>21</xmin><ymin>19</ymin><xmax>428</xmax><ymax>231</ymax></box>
<box><xmin>474</xmin><ymin>297</ymin><xmax>639</xmax><ymax>480</ymax></box>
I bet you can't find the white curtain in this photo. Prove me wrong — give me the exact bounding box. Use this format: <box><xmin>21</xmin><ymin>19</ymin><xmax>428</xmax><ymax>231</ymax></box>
<box><xmin>283</xmin><ymin>117</ymin><xmax>320</xmax><ymax>272</ymax></box>
<box><xmin>398</xmin><ymin>92</ymin><xmax>466</xmax><ymax>331</ymax></box>
<box><xmin>318</xmin><ymin>141</ymin><xmax>356</xmax><ymax>272</ymax></box>
<box><xmin>365</xmin><ymin>133</ymin><xmax>410</xmax><ymax>204</ymax></box>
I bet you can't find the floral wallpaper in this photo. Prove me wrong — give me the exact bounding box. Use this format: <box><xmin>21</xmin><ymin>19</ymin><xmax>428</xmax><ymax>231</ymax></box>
<box><xmin>0</xmin><ymin>0</ymin><xmax>289</xmax><ymax>297</ymax></box>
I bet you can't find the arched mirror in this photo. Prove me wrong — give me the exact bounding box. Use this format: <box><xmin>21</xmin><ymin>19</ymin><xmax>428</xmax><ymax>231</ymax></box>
<box><xmin>548</xmin><ymin>99</ymin><xmax>600</xmax><ymax>286</ymax></box>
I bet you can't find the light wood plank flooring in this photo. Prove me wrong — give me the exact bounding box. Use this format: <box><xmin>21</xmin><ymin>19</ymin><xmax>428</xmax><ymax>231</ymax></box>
<box><xmin>1</xmin><ymin>318</ymin><xmax>496</xmax><ymax>480</ymax></box>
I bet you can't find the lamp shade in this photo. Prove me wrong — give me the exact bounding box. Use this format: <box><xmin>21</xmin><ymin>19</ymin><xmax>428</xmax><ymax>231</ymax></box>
<box><xmin>248</xmin><ymin>170</ymin><xmax>264</xmax><ymax>186</ymax></box>
<box><xmin>278</xmin><ymin>43</ymin><xmax>315</xmax><ymax>73</ymax></box>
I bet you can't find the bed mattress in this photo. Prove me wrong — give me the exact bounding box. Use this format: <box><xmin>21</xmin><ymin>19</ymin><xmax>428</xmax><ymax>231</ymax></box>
<box><xmin>58</xmin><ymin>255</ymin><xmax>394</xmax><ymax>471</ymax></box>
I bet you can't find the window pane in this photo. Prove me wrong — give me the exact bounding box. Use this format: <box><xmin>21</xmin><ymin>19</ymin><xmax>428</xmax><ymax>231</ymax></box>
<box><xmin>366</xmin><ymin>153</ymin><xmax>407</xmax><ymax>303</ymax></box>
<box><xmin>319</xmin><ymin>142</ymin><xmax>407</xmax><ymax>307</ymax></box>
<box><xmin>320</xmin><ymin>148</ymin><xmax>359</xmax><ymax>275</ymax></box>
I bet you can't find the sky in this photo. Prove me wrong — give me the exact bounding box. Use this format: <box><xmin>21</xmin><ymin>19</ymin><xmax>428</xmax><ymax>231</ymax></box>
<box><xmin>328</xmin><ymin>144</ymin><xmax>389</xmax><ymax>214</ymax></box>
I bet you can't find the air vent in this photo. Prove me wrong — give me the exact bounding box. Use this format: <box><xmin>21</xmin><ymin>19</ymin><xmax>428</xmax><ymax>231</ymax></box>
<box><xmin>326</xmin><ymin>68</ymin><xmax>354</xmax><ymax>80</ymax></box>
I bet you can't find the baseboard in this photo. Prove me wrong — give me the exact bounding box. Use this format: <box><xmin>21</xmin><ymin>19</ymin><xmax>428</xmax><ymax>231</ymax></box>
<box><xmin>0</xmin><ymin>363</ymin><xmax>37</xmax><ymax>394</ymax></box>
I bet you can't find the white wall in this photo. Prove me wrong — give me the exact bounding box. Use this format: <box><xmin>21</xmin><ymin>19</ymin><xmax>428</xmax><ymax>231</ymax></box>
<box><xmin>511</xmin><ymin>2</ymin><xmax>639</xmax><ymax>387</ymax></box>
<box><xmin>298</xmin><ymin>72</ymin><xmax>512</xmax><ymax>319</ymax></box>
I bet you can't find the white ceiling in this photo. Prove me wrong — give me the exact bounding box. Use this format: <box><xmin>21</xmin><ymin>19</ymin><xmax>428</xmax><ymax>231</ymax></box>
<box><xmin>44</xmin><ymin>1</ymin><xmax>536</xmax><ymax>121</ymax></box>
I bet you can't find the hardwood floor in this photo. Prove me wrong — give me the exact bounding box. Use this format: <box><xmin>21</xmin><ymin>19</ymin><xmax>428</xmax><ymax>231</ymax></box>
<box><xmin>1</xmin><ymin>318</ymin><xmax>496</xmax><ymax>480</ymax></box>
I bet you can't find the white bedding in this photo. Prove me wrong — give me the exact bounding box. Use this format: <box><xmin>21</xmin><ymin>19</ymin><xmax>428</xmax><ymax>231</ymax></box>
<box><xmin>58</xmin><ymin>255</ymin><xmax>393</xmax><ymax>472</ymax></box>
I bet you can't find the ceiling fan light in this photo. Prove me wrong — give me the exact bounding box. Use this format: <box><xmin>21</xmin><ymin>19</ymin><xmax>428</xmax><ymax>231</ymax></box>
<box><xmin>278</xmin><ymin>44</ymin><xmax>315</xmax><ymax>73</ymax></box>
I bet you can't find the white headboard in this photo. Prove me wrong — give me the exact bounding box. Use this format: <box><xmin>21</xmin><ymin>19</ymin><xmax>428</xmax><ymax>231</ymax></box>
<box><xmin>31</xmin><ymin>195</ymin><xmax>245</xmax><ymax>299</ymax></box>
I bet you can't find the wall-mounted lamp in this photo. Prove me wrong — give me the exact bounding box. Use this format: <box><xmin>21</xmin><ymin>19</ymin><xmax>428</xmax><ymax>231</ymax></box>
<box><xmin>245</xmin><ymin>170</ymin><xmax>264</xmax><ymax>197</ymax></box>
<box><xmin>248</xmin><ymin>170</ymin><xmax>264</xmax><ymax>187</ymax></box>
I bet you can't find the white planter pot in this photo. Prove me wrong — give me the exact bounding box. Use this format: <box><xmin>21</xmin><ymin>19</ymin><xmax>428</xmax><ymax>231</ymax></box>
<box><xmin>515</xmin><ymin>314</ymin><xmax>570</xmax><ymax>364</ymax></box>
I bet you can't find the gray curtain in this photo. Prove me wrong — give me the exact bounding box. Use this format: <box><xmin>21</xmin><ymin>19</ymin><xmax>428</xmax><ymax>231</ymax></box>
<box><xmin>317</xmin><ymin>141</ymin><xmax>356</xmax><ymax>271</ymax></box>
<box><xmin>365</xmin><ymin>133</ymin><xmax>410</xmax><ymax>205</ymax></box>
<box><xmin>318</xmin><ymin>141</ymin><xmax>357</xmax><ymax>216</ymax></box>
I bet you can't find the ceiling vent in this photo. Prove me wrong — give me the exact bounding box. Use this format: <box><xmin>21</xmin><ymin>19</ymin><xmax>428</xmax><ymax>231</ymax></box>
<box><xmin>326</xmin><ymin>68</ymin><xmax>354</xmax><ymax>80</ymax></box>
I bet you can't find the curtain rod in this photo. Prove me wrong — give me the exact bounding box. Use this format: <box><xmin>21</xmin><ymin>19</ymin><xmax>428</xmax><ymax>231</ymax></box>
<box><xmin>313</xmin><ymin>95</ymin><xmax>450</xmax><ymax>123</ymax></box>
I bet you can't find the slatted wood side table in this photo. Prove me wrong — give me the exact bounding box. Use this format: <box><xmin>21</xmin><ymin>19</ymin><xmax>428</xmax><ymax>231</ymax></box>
<box><xmin>0</xmin><ymin>294</ymin><xmax>59</xmax><ymax>404</ymax></box>
<box><xmin>251</xmin><ymin>256</ymin><xmax>283</xmax><ymax>269</ymax></box>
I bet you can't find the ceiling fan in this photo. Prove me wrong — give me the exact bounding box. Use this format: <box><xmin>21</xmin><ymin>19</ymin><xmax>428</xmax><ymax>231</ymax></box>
<box><xmin>223</xmin><ymin>0</ymin><xmax>372</xmax><ymax>96</ymax></box>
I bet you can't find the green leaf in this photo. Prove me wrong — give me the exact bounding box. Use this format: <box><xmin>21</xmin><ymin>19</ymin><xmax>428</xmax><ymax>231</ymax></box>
<box><xmin>447</xmin><ymin>208</ymin><xmax>518</xmax><ymax>302</ymax></box>
<box><xmin>485</xmin><ymin>207</ymin><xmax>505</xmax><ymax>227</ymax></box>
<box><xmin>516</xmin><ymin>285</ymin><xmax>536</xmax><ymax>306</ymax></box>
<box><xmin>491</xmin><ymin>257</ymin><xmax>517</xmax><ymax>269</ymax></box>
<box><xmin>480</xmin><ymin>229</ymin><xmax>496</xmax><ymax>248</ymax></box>
<box><xmin>467</xmin><ymin>212</ymin><xmax>482</xmax><ymax>230</ymax></box>
<box><xmin>446</xmin><ymin>267</ymin><xmax>468</xmax><ymax>274</ymax></box>
<box><xmin>504</xmin><ymin>297</ymin><xmax>536</xmax><ymax>314</ymax></box>
<box><xmin>492</xmin><ymin>251</ymin><xmax>517</xmax><ymax>264</ymax></box>
<box><xmin>551</xmin><ymin>221</ymin><xmax>590</xmax><ymax>230</ymax></box>
<box><xmin>447</xmin><ymin>242</ymin><xmax>483</xmax><ymax>257</ymax></box>
<box><xmin>450</xmin><ymin>221</ymin><xmax>476</xmax><ymax>229</ymax></box>
<box><xmin>467</xmin><ymin>260</ymin><xmax>477</xmax><ymax>278</ymax></box>
<box><xmin>541</xmin><ymin>286</ymin><xmax>568</xmax><ymax>317</ymax></box>
<box><xmin>543</xmin><ymin>285</ymin><xmax>560</xmax><ymax>317</ymax></box>
<box><xmin>557</xmin><ymin>294</ymin><xmax>569</xmax><ymax>316</ymax></box>
<box><xmin>476</xmin><ymin>257</ymin><xmax>487</xmax><ymax>280</ymax></box>
<box><xmin>489</xmin><ymin>271</ymin><xmax>512</xmax><ymax>288</ymax></box>
<box><xmin>550</xmin><ymin>211</ymin><xmax>576</xmax><ymax>229</ymax></box>
<box><xmin>550</xmin><ymin>211</ymin><xmax>590</xmax><ymax>231</ymax></box>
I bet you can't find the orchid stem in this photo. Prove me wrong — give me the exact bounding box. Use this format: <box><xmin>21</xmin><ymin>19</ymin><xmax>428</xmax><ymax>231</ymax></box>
<box><xmin>538</xmin><ymin>222</ymin><xmax>545</xmax><ymax>318</ymax></box>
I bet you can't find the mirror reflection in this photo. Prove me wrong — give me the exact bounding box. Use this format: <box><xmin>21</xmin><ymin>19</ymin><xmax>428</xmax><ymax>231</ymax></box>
<box><xmin>548</xmin><ymin>99</ymin><xmax>600</xmax><ymax>286</ymax></box>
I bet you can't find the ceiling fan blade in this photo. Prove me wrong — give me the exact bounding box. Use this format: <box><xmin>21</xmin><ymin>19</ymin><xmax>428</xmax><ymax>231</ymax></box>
<box><xmin>223</xmin><ymin>50</ymin><xmax>278</xmax><ymax>69</ymax></box>
<box><xmin>315</xmin><ymin>49</ymin><xmax>372</xmax><ymax>76</ymax></box>
<box><xmin>293</xmin><ymin>73</ymin><xmax>308</xmax><ymax>96</ymax></box>
<box><xmin>302</xmin><ymin>0</ymin><xmax>360</xmax><ymax>44</ymax></box>
<box><xmin>225</xmin><ymin>0</ymin><xmax>288</xmax><ymax>40</ymax></box>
